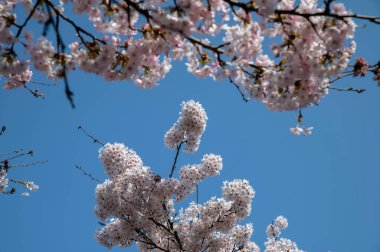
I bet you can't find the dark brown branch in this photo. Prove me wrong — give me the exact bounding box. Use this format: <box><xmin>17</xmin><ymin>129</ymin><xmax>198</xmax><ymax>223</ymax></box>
<box><xmin>169</xmin><ymin>141</ymin><xmax>184</xmax><ymax>178</ymax></box>
<box><xmin>134</xmin><ymin>228</ymin><xmax>170</xmax><ymax>252</ymax></box>
<box><xmin>329</xmin><ymin>72</ymin><xmax>355</xmax><ymax>84</ymax></box>
<box><xmin>223</xmin><ymin>0</ymin><xmax>380</xmax><ymax>24</ymax></box>
<box><xmin>23</xmin><ymin>84</ymin><xmax>46</xmax><ymax>99</ymax></box>
<box><xmin>7</xmin><ymin>160</ymin><xmax>47</xmax><ymax>169</ymax></box>
<box><xmin>0</xmin><ymin>150</ymin><xmax>33</xmax><ymax>164</ymax></box>
<box><xmin>328</xmin><ymin>86</ymin><xmax>366</xmax><ymax>93</ymax></box>
<box><xmin>10</xmin><ymin>0</ymin><xmax>42</xmax><ymax>51</ymax></box>
<box><xmin>0</xmin><ymin>149</ymin><xmax>23</xmax><ymax>157</ymax></box>
<box><xmin>277</xmin><ymin>9</ymin><xmax>380</xmax><ymax>25</ymax></box>
<box><xmin>45</xmin><ymin>2</ymin><xmax>75</xmax><ymax>108</ymax></box>
<box><xmin>228</xmin><ymin>77</ymin><xmax>250</xmax><ymax>102</ymax></box>
<box><xmin>75</xmin><ymin>165</ymin><xmax>101</xmax><ymax>183</ymax></box>
<box><xmin>44</xmin><ymin>0</ymin><xmax>106</xmax><ymax>45</ymax></box>
<box><xmin>121</xmin><ymin>0</ymin><xmax>228</xmax><ymax>64</ymax></box>
<box><xmin>78</xmin><ymin>126</ymin><xmax>105</xmax><ymax>145</ymax></box>
<box><xmin>149</xmin><ymin>217</ymin><xmax>184</xmax><ymax>250</ymax></box>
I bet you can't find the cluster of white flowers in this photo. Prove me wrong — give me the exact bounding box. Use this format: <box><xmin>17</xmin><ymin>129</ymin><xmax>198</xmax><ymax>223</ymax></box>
<box><xmin>0</xmin><ymin>169</ymin><xmax>8</xmax><ymax>192</ymax></box>
<box><xmin>275</xmin><ymin>215</ymin><xmax>288</xmax><ymax>230</ymax></box>
<box><xmin>98</xmin><ymin>142</ymin><xmax>143</xmax><ymax>179</ymax></box>
<box><xmin>21</xmin><ymin>181</ymin><xmax>39</xmax><ymax>196</ymax></box>
<box><xmin>0</xmin><ymin>167</ymin><xmax>39</xmax><ymax>196</ymax></box>
<box><xmin>247</xmin><ymin>1</ymin><xmax>357</xmax><ymax>112</ymax></box>
<box><xmin>164</xmin><ymin>100</ymin><xmax>208</xmax><ymax>152</ymax></box>
<box><xmin>1</xmin><ymin>62</ymin><xmax>32</xmax><ymax>90</ymax></box>
<box><xmin>0</xmin><ymin>1</ymin><xmax>19</xmax><ymax>45</ymax></box>
<box><xmin>290</xmin><ymin>126</ymin><xmax>314</xmax><ymax>136</ymax></box>
<box><xmin>264</xmin><ymin>216</ymin><xmax>302</xmax><ymax>252</ymax></box>
<box><xmin>93</xmin><ymin>100</ymin><xmax>302</xmax><ymax>251</ymax></box>
<box><xmin>95</xmin><ymin>142</ymin><xmax>258</xmax><ymax>250</ymax></box>
<box><xmin>1</xmin><ymin>0</ymin><xmax>375</xmax><ymax>114</ymax></box>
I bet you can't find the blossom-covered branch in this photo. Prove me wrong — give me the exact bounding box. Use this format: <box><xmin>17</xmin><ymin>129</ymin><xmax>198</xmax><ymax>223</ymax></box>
<box><xmin>91</xmin><ymin>100</ymin><xmax>302</xmax><ymax>251</ymax></box>
<box><xmin>0</xmin><ymin>147</ymin><xmax>44</xmax><ymax>196</ymax></box>
<box><xmin>1</xmin><ymin>0</ymin><xmax>379</xmax><ymax>111</ymax></box>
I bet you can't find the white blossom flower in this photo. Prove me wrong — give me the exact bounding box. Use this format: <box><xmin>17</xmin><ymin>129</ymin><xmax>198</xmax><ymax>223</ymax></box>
<box><xmin>266</xmin><ymin>224</ymin><xmax>280</xmax><ymax>238</ymax></box>
<box><xmin>92</xmin><ymin>101</ymin><xmax>303</xmax><ymax>251</ymax></box>
<box><xmin>275</xmin><ymin>216</ymin><xmax>288</xmax><ymax>230</ymax></box>
<box><xmin>21</xmin><ymin>191</ymin><xmax>30</xmax><ymax>197</ymax></box>
<box><xmin>303</xmin><ymin>127</ymin><xmax>314</xmax><ymax>136</ymax></box>
<box><xmin>25</xmin><ymin>181</ymin><xmax>39</xmax><ymax>192</ymax></box>
<box><xmin>290</xmin><ymin>126</ymin><xmax>304</xmax><ymax>136</ymax></box>
<box><xmin>164</xmin><ymin>100</ymin><xmax>207</xmax><ymax>152</ymax></box>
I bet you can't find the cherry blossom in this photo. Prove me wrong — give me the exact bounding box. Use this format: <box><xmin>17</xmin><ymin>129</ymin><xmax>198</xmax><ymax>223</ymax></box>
<box><xmin>164</xmin><ymin>100</ymin><xmax>208</xmax><ymax>152</ymax></box>
<box><xmin>0</xmin><ymin>147</ymin><xmax>42</xmax><ymax>196</ymax></box>
<box><xmin>0</xmin><ymin>0</ymin><xmax>378</xmax><ymax>112</ymax></box>
<box><xmin>93</xmin><ymin>100</ymin><xmax>302</xmax><ymax>251</ymax></box>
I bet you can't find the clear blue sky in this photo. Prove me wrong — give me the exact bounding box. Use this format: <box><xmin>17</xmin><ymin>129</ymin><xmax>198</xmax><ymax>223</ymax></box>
<box><xmin>1</xmin><ymin>1</ymin><xmax>380</xmax><ymax>251</ymax></box>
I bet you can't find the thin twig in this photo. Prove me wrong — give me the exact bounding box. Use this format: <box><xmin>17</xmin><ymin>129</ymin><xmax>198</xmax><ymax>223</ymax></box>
<box><xmin>78</xmin><ymin>126</ymin><xmax>105</xmax><ymax>145</ymax></box>
<box><xmin>228</xmin><ymin>77</ymin><xmax>251</xmax><ymax>102</ymax></box>
<box><xmin>169</xmin><ymin>141</ymin><xmax>184</xmax><ymax>178</ymax></box>
<box><xmin>75</xmin><ymin>165</ymin><xmax>101</xmax><ymax>183</ymax></box>
<box><xmin>0</xmin><ymin>148</ymin><xmax>23</xmax><ymax>157</ymax></box>
<box><xmin>45</xmin><ymin>2</ymin><xmax>75</xmax><ymax>108</ymax></box>
<box><xmin>0</xmin><ymin>150</ymin><xmax>33</xmax><ymax>164</ymax></box>
<box><xmin>329</xmin><ymin>72</ymin><xmax>355</xmax><ymax>84</ymax></box>
<box><xmin>23</xmin><ymin>84</ymin><xmax>46</xmax><ymax>98</ymax></box>
<box><xmin>328</xmin><ymin>86</ymin><xmax>366</xmax><ymax>93</ymax></box>
<box><xmin>10</xmin><ymin>0</ymin><xmax>42</xmax><ymax>51</ymax></box>
<box><xmin>7</xmin><ymin>160</ymin><xmax>47</xmax><ymax>169</ymax></box>
<box><xmin>44</xmin><ymin>0</ymin><xmax>106</xmax><ymax>45</ymax></box>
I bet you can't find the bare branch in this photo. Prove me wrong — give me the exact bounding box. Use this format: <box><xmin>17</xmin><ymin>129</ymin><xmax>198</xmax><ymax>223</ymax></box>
<box><xmin>328</xmin><ymin>86</ymin><xmax>366</xmax><ymax>93</ymax></box>
<box><xmin>7</xmin><ymin>160</ymin><xmax>47</xmax><ymax>169</ymax></box>
<box><xmin>75</xmin><ymin>165</ymin><xmax>101</xmax><ymax>183</ymax></box>
<box><xmin>0</xmin><ymin>148</ymin><xmax>23</xmax><ymax>157</ymax></box>
<box><xmin>78</xmin><ymin>126</ymin><xmax>105</xmax><ymax>145</ymax></box>
<box><xmin>169</xmin><ymin>141</ymin><xmax>184</xmax><ymax>178</ymax></box>
<box><xmin>10</xmin><ymin>0</ymin><xmax>42</xmax><ymax>51</ymax></box>
<box><xmin>228</xmin><ymin>77</ymin><xmax>251</xmax><ymax>102</ymax></box>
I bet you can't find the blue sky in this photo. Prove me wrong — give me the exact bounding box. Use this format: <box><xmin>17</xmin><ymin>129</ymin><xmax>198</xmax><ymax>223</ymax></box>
<box><xmin>1</xmin><ymin>1</ymin><xmax>380</xmax><ymax>251</ymax></box>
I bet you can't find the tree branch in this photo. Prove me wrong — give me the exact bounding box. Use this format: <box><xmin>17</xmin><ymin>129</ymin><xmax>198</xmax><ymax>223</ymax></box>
<box><xmin>328</xmin><ymin>86</ymin><xmax>366</xmax><ymax>93</ymax></box>
<box><xmin>75</xmin><ymin>165</ymin><xmax>101</xmax><ymax>183</ymax></box>
<box><xmin>169</xmin><ymin>141</ymin><xmax>184</xmax><ymax>178</ymax></box>
<box><xmin>78</xmin><ymin>126</ymin><xmax>105</xmax><ymax>145</ymax></box>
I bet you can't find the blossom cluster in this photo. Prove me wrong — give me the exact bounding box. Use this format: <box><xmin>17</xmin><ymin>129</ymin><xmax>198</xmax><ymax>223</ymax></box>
<box><xmin>20</xmin><ymin>181</ymin><xmax>39</xmax><ymax>196</ymax></box>
<box><xmin>0</xmin><ymin>146</ymin><xmax>41</xmax><ymax>196</ymax></box>
<box><xmin>265</xmin><ymin>216</ymin><xmax>302</xmax><ymax>252</ymax></box>
<box><xmin>95</xmin><ymin>141</ymin><xmax>259</xmax><ymax>250</ymax></box>
<box><xmin>164</xmin><ymin>100</ymin><xmax>208</xmax><ymax>152</ymax></box>
<box><xmin>93</xmin><ymin>100</ymin><xmax>302</xmax><ymax>251</ymax></box>
<box><xmin>1</xmin><ymin>0</ymin><xmax>376</xmax><ymax>112</ymax></box>
<box><xmin>0</xmin><ymin>167</ymin><xmax>39</xmax><ymax>196</ymax></box>
<box><xmin>0</xmin><ymin>169</ymin><xmax>8</xmax><ymax>192</ymax></box>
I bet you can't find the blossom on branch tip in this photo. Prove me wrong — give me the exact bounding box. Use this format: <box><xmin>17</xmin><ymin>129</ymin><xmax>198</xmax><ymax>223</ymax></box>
<box><xmin>353</xmin><ymin>58</ymin><xmax>369</xmax><ymax>77</ymax></box>
<box><xmin>2</xmin><ymin>0</ymin><xmax>374</xmax><ymax>117</ymax></box>
<box><xmin>0</xmin><ymin>169</ymin><xmax>8</xmax><ymax>192</ymax></box>
<box><xmin>164</xmin><ymin>100</ymin><xmax>207</xmax><ymax>152</ymax></box>
<box><xmin>303</xmin><ymin>127</ymin><xmax>314</xmax><ymax>136</ymax></box>
<box><xmin>98</xmin><ymin>143</ymin><xmax>143</xmax><ymax>178</ymax></box>
<box><xmin>290</xmin><ymin>126</ymin><xmax>304</xmax><ymax>136</ymax></box>
<box><xmin>92</xmin><ymin>100</ymin><xmax>301</xmax><ymax>251</ymax></box>
<box><xmin>25</xmin><ymin>181</ymin><xmax>39</xmax><ymax>192</ymax></box>
<box><xmin>275</xmin><ymin>215</ymin><xmax>288</xmax><ymax>230</ymax></box>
